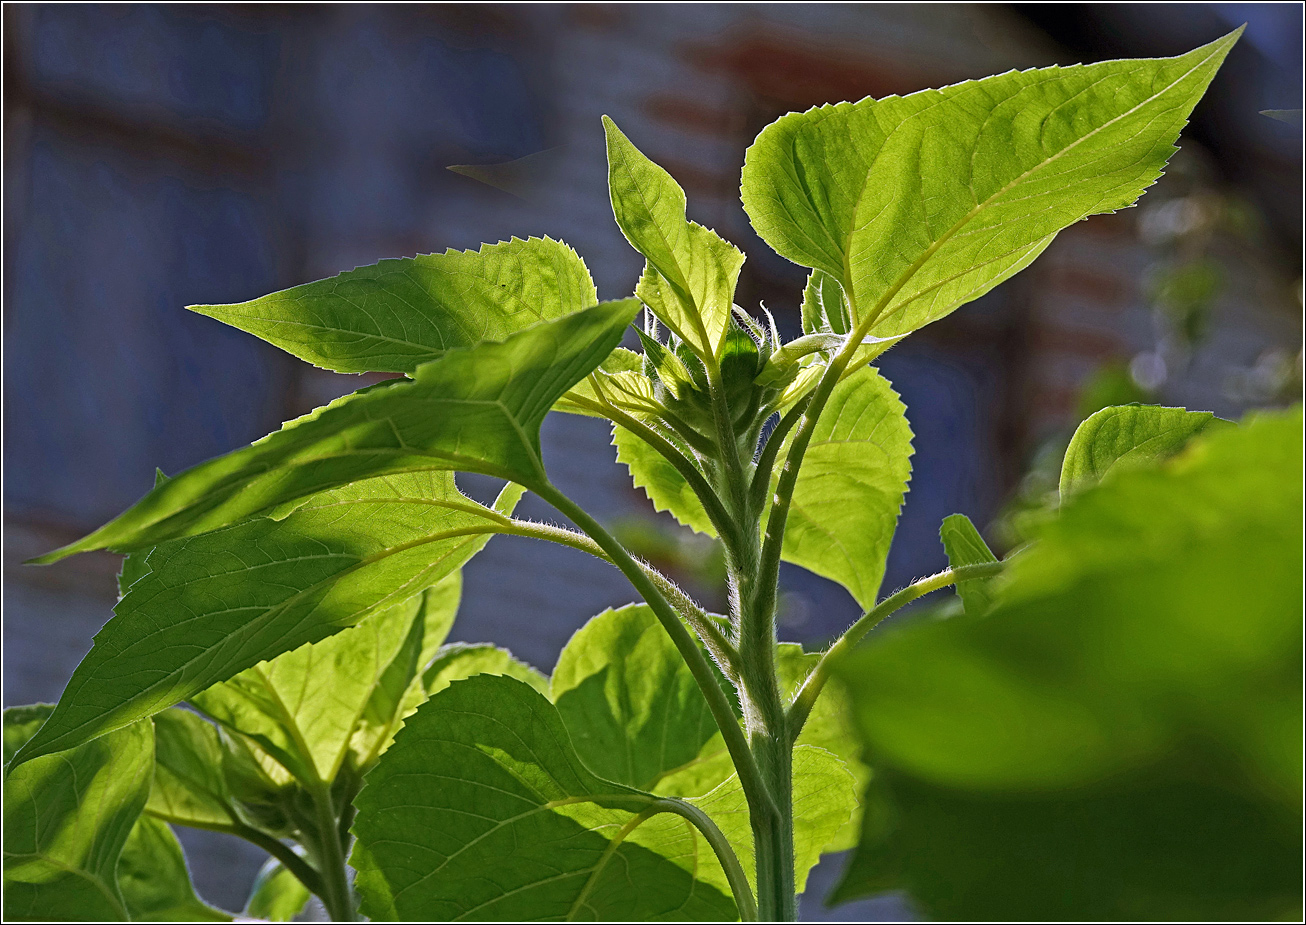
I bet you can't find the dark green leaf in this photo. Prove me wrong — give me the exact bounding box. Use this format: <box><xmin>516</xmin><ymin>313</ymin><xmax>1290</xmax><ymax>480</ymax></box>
<box><xmin>939</xmin><ymin>513</ymin><xmax>999</xmax><ymax>616</ymax></box>
<box><xmin>351</xmin><ymin>674</ymin><xmax>738</xmax><ymax>921</ymax></box>
<box><xmin>244</xmin><ymin>859</ymin><xmax>311</xmax><ymax>923</ymax></box>
<box><xmin>14</xmin><ymin>477</ymin><xmax>519</xmax><ymax>767</ymax></box>
<box><xmin>34</xmin><ymin>299</ymin><xmax>639</xmax><ymax>562</ymax></box>
<box><xmin>833</xmin><ymin>408</ymin><xmax>1302</xmax><ymax>919</ymax></box>
<box><xmin>1060</xmin><ymin>403</ymin><xmax>1217</xmax><ymax>497</ymax></box>
<box><xmin>604</xmin><ymin>117</ymin><xmax>745</xmax><ymax>359</ymax></box>
<box><xmin>3</xmin><ymin>714</ymin><xmax>154</xmax><ymax>922</ymax></box>
<box><xmin>742</xmin><ymin>33</ymin><xmax>1240</xmax><ymax>341</ymax></box>
<box><xmin>117</xmin><ymin>816</ymin><xmax>230</xmax><ymax>921</ymax></box>
<box><xmin>189</xmin><ymin>237</ymin><xmax>598</xmax><ymax>375</ymax></box>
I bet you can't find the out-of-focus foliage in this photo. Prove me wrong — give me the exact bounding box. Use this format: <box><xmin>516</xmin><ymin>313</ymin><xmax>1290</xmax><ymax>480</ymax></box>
<box><xmin>832</xmin><ymin>408</ymin><xmax>1302</xmax><ymax>920</ymax></box>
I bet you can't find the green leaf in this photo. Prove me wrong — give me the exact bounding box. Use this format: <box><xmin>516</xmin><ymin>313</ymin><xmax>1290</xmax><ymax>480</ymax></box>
<box><xmin>117</xmin><ymin>816</ymin><xmax>230</xmax><ymax>921</ymax></box>
<box><xmin>190</xmin><ymin>589</ymin><xmax>439</xmax><ymax>786</ymax></box>
<box><xmin>832</xmin><ymin>408</ymin><xmax>1302</xmax><ymax>919</ymax></box>
<box><xmin>146</xmin><ymin>708</ymin><xmax>239</xmax><ymax>832</ymax></box>
<box><xmin>351</xmin><ymin>674</ymin><xmax>738</xmax><ymax>921</ymax></box>
<box><xmin>34</xmin><ymin>300</ymin><xmax>639</xmax><ymax>563</ymax></box>
<box><xmin>801</xmin><ymin>269</ymin><xmax>851</xmax><ymax>337</ymax></box>
<box><xmin>685</xmin><ymin>745</ymin><xmax>857</xmax><ymax>895</ymax></box>
<box><xmin>3</xmin><ymin>714</ymin><xmax>154</xmax><ymax>922</ymax></box>
<box><xmin>613</xmin><ymin>425</ymin><xmax>715</xmax><ymax>536</ymax></box>
<box><xmin>244</xmin><ymin>859</ymin><xmax>311</xmax><ymax>923</ymax></box>
<box><xmin>604</xmin><ymin>116</ymin><xmax>745</xmax><ymax>359</ymax></box>
<box><xmin>189</xmin><ymin>237</ymin><xmax>598</xmax><ymax>375</ymax></box>
<box><xmin>1060</xmin><ymin>403</ymin><xmax>1217</xmax><ymax>497</ymax></box>
<box><xmin>554</xmin><ymin>348</ymin><xmax>653</xmax><ymax>418</ymax></box>
<box><xmin>939</xmin><ymin>513</ymin><xmax>999</xmax><ymax>616</ymax></box>
<box><xmin>351</xmin><ymin>573</ymin><xmax>462</xmax><ymax>766</ymax></box>
<box><xmin>551</xmin><ymin>604</ymin><xmax>722</xmax><ymax>790</ymax></box>
<box><xmin>421</xmin><ymin>642</ymin><xmax>549</xmax><ymax>698</ymax></box>
<box><xmin>3</xmin><ymin>704</ymin><xmax>53</xmax><ymax>766</ymax></box>
<box><xmin>13</xmin><ymin>476</ymin><xmax>519</xmax><ymax>767</ymax></box>
<box><xmin>773</xmin><ymin>364</ymin><xmax>914</xmax><ymax>609</ymax></box>
<box><xmin>742</xmin><ymin>32</ymin><xmax>1239</xmax><ymax>340</ymax></box>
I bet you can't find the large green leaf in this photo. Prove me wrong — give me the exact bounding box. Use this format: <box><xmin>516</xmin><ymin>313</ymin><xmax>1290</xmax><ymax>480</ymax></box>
<box><xmin>552</xmin><ymin>604</ymin><xmax>722</xmax><ymax>790</ymax></box>
<box><xmin>190</xmin><ymin>237</ymin><xmax>598</xmax><ymax>375</ymax></box>
<box><xmin>939</xmin><ymin>513</ymin><xmax>999</xmax><ymax>616</ymax></box>
<box><xmin>13</xmin><ymin>476</ymin><xmax>518</xmax><ymax>766</ymax></box>
<box><xmin>3</xmin><ymin>713</ymin><xmax>153</xmax><ymax>921</ymax></box>
<box><xmin>1059</xmin><ymin>403</ymin><xmax>1217</xmax><ymax>497</ymax></box>
<box><xmin>773</xmin><ymin>364</ymin><xmax>914</xmax><ymax>609</ymax></box>
<box><xmin>604</xmin><ymin>117</ymin><xmax>745</xmax><ymax>360</ymax></box>
<box><xmin>116</xmin><ymin>816</ymin><xmax>229</xmax><ymax>921</ymax></box>
<box><xmin>832</xmin><ymin>408</ymin><xmax>1302</xmax><ymax>919</ymax></box>
<box><xmin>34</xmin><ymin>299</ymin><xmax>640</xmax><ymax>562</ymax></box>
<box><xmin>351</xmin><ymin>674</ymin><xmax>738</xmax><ymax>921</ymax></box>
<box><xmin>742</xmin><ymin>32</ymin><xmax>1239</xmax><ymax>340</ymax></box>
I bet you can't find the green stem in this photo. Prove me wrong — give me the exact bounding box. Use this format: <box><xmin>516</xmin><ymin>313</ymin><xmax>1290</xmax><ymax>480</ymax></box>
<box><xmin>748</xmin><ymin>394</ymin><xmax>811</xmax><ymax>515</ymax></box>
<box><xmin>787</xmin><ymin>561</ymin><xmax>1006</xmax><ymax>738</ymax></box>
<box><xmin>534</xmin><ymin>481</ymin><xmax>776</xmax><ymax>823</ymax></box>
<box><xmin>306</xmin><ymin>784</ymin><xmax>354</xmax><ymax>922</ymax></box>
<box><xmin>655</xmin><ymin>798</ymin><xmax>759</xmax><ymax>921</ymax></box>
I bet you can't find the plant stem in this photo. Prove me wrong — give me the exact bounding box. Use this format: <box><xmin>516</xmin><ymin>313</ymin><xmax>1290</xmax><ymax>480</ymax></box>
<box><xmin>502</xmin><ymin>518</ymin><xmax>742</xmax><ymax>680</ymax></box>
<box><xmin>787</xmin><ymin>561</ymin><xmax>1006</xmax><ymax>738</ymax></box>
<box><xmin>534</xmin><ymin>481</ymin><xmax>776</xmax><ymax>822</ymax></box>
<box><xmin>655</xmin><ymin>798</ymin><xmax>759</xmax><ymax>922</ymax></box>
<box><xmin>307</xmin><ymin>784</ymin><xmax>354</xmax><ymax>922</ymax></box>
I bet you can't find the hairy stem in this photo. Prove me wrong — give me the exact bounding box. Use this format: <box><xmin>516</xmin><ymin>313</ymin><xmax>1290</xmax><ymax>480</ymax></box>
<box><xmin>748</xmin><ymin>394</ymin><xmax>812</xmax><ymax>515</ymax></box>
<box><xmin>787</xmin><ymin>561</ymin><xmax>1006</xmax><ymax>738</ymax></box>
<box><xmin>574</xmin><ymin>389</ymin><xmax>739</xmax><ymax>546</ymax></box>
<box><xmin>533</xmin><ymin>481</ymin><xmax>776</xmax><ymax>823</ymax></box>
<box><xmin>502</xmin><ymin>518</ymin><xmax>741</xmax><ymax>680</ymax></box>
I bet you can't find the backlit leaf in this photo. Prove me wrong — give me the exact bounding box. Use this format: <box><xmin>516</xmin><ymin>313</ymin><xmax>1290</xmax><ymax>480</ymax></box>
<box><xmin>773</xmin><ymin>364</ymin><xmax>914</xmax><ymax>609</ymax></box>
<box><xmin>117</xmin><ymin>816</ymin><xmax>230</xmax><ymax>921</ymax></box>
<box><xmin>244</xmin><ymin>859</ymin><xmax>311</xmax><ymax>923</ymax></box>
<box><xmin>605</xmin><ymin>117</ymin><xmax>745</xmax><ymax>359</ymax></box>
<box><xmin>3</xmin><ymin>713</ymin><xmax>153</xmax><ymax>921</ymax></box>
<box><xmin>1060</xmin><ymin>403</ymin><xmax>1217</xmax><ymax>497</ymax></box>
<box><xmin>552</xmin><ymin>604</ymin><xmax>721</xmax><ymax>790</ymax></box>
<box><xmin>939</xmin><ymin>513</ymin><xmax>999</xmax><ymax>616</ymax></box>
<box><xmin>742</xmin><ymin>32</ymin><xmax>1239</xmax><ymax>341</ymax></box>
<box><xmin>189</xmin><ymin>237</ymin><xmax>598</xmax><ymax>375</ymax></box>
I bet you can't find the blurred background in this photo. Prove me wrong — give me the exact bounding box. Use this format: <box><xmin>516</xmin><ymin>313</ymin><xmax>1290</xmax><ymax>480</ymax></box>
<box><xmin>3</xmin><ymin>3</ymin><xmax>1301</xmax><ymax>919</ymax></box>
